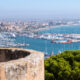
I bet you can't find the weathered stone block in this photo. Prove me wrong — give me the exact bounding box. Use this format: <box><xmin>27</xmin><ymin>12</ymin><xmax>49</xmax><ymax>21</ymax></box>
<box><xmin>0</xmin><ymin>48</ymin><xmax>44</xmax><ymax>80</ymax></box>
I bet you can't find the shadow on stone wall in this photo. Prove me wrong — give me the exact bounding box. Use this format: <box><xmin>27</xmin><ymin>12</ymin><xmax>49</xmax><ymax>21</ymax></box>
<box><xmin>0</xmin><ymin>49</ymin><xmax>30</xmax><ymax>62</ymax></box>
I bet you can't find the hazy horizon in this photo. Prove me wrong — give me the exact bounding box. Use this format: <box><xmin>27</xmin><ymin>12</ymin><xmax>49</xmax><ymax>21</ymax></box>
<box><xmin>0</xmin><ymin>0</ymin><xmax>80</xmax><ymax>20</ymax></box>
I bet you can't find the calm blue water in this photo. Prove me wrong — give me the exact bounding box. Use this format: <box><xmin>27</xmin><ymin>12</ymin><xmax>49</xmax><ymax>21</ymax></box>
<box><xmin>15</xmin><ymin>25</ymin><xmax>80</xmax><ymax>55</ymax></box>
<box><xmin>39</xmin><ymin>25</ymin><xmax>80</xmax><ymax>34</ymax></box>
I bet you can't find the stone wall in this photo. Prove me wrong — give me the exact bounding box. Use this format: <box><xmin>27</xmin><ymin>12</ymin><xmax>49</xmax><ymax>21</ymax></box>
<box><xmin>0</xmin><ymin>48</ymin><xmax>44</xmax><ymax>80</ymax></box>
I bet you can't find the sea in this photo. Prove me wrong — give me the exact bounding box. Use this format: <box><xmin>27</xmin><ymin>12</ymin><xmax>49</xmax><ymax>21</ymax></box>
<box><xmin>15</xmin><ymin>25</ymin><xmax>80</xmax><ymax>55</ymax></box>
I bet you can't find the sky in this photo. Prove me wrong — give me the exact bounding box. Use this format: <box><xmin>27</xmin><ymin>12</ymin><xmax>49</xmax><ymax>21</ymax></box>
<box><xmin>0</xmin><ymin>0</ymin><xmax>80</xmax><ymax>19</ymax></box>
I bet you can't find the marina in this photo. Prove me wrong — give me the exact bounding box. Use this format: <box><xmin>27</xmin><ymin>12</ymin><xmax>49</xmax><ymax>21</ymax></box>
<box><xmin>1</xmin><ymin>25</ymin><xmax>80</xmax><ymax>55</ymax></box>
<box><xmin>26</xmin><ymin>33</ymin><xmax>80</xmax><ymax>43</ymax></box>
<box><xmin>0</xmin><ymin>32</ymin><xmax>30</xmax><ymax>48</ymax></box>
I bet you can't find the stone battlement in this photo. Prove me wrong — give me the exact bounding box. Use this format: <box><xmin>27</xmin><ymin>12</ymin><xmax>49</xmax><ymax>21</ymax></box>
<box><xmin>0</xmin><ymin>48</ymin><xmax>44</xmax><ymax>80</ymax></box>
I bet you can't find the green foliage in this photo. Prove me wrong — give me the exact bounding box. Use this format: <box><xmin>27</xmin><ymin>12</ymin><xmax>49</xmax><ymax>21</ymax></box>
<box><xmin>45</xmin><ymin>50</ymin><xmax>80</xmax><ymax>80</ymax></box>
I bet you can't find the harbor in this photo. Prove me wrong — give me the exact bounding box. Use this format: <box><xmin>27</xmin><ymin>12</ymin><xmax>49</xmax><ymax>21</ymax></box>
<box><xmin>0</xmin><ymin>32</ymin><xmax>30</xmax><ymax>48</ymax></box>
<box><xmin>25</xmin><ymin>33</ymin><xmax>80</xmax><ymax>43</ymax></box>
<box><xmin>1</xmin><ymin>25</ymin><xmax>80</xmax><ymax>55</ymax></box>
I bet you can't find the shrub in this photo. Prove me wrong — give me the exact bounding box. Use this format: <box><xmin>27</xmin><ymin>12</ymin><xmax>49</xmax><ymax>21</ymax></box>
<box><xmin>45</xmin><ymin>50</ymin><xmax>80</xmax><ymax>80</ymax></box>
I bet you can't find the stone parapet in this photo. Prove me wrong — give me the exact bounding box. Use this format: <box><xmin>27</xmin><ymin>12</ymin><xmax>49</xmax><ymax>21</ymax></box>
<box><xmin>0</xmin><ymin>48</ymin><xmax>44</xmax><ymax>80</ymax></box>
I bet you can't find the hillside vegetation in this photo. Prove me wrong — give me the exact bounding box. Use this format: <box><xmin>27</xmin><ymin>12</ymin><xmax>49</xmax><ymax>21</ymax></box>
<box><xmin>45</xmin><ymin>50</ymin><xmax>80</xmax><ymax>80</ymax></box>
